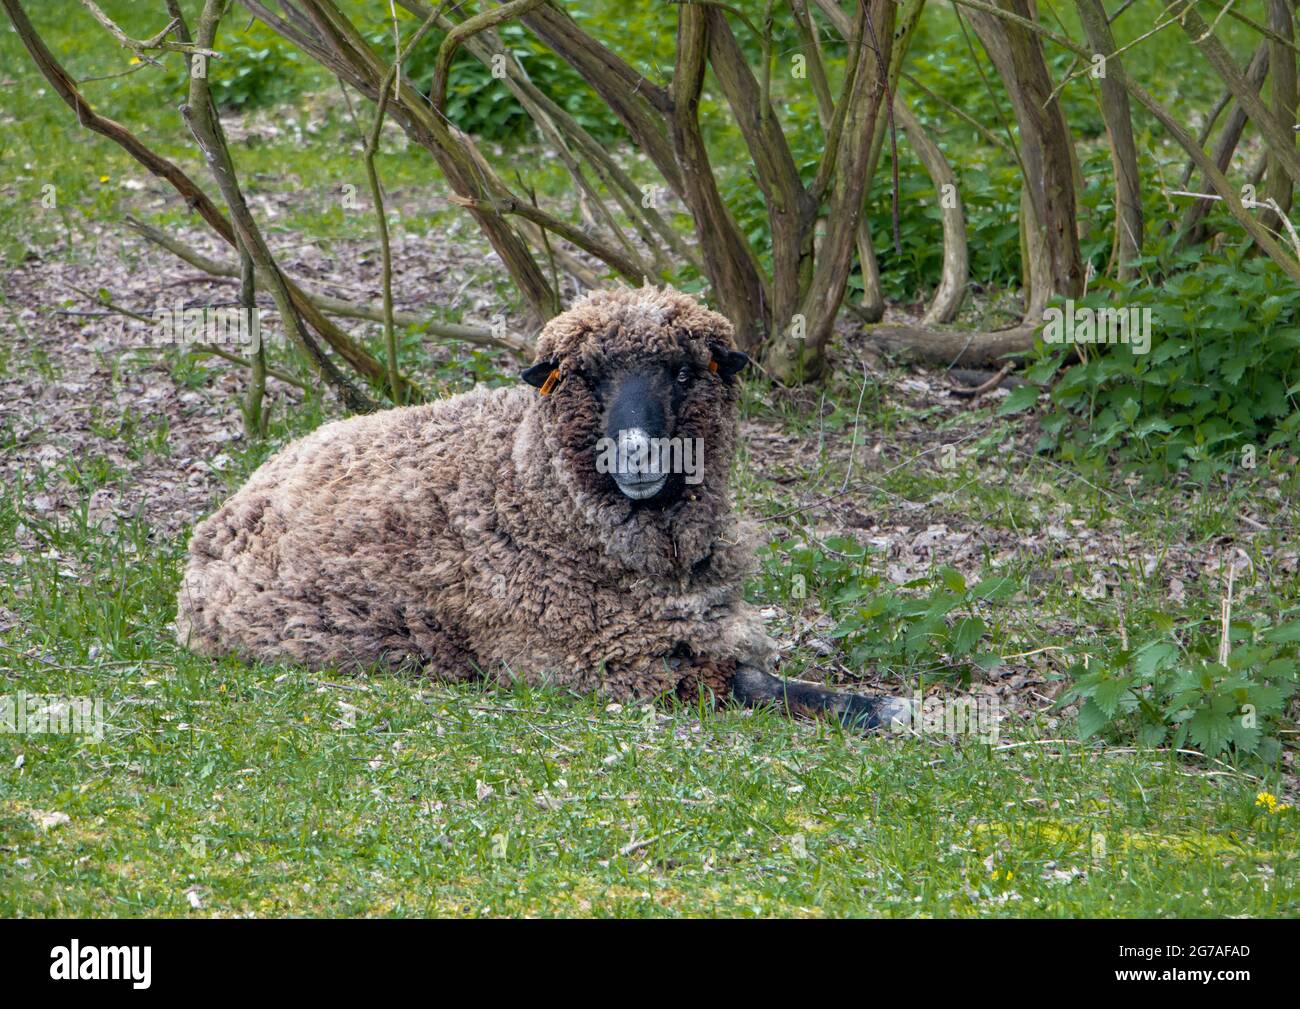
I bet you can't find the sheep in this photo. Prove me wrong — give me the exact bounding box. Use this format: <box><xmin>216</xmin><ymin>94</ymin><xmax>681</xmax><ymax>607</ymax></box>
<box><xmin>177</xmin><ymin>285</ymin><xmax>908</xmax><ymax>730</ymax></box>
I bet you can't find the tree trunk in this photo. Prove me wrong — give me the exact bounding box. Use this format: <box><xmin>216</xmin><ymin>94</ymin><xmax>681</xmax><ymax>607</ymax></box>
<box><xmin>967</xmin><ymin>3</ymin><xmax>1084</xmax><ymax>301</ymax></box>
<box><xmin>1263</xmin><ymin>0</ymin><xmax>1298</xmax><ymax>237</ymax></box>
<box><xmin>668</xmin><ymin>5</ymin><xmax>772</xmax><ymax>352</ymax></box>
<box><xmin>764</xmin><ymin>0</ymin><xmax>896</xmax><ymax>382</ymax></box>
<box><xmin>1076</xmin><ymin>0</ymin><xmax>1143</xmax><ymax>279</ymax></box>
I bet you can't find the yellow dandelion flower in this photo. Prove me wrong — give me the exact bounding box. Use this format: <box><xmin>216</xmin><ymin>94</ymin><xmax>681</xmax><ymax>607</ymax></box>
<box><xmin>1255</xmin><ymin>792</ymin><xmax>1279</xmax><ymax>814</ymax></box>
<box><xmin>99</xmin><ymin>175</ymin><xmax>109</xmax><ymax>183</ymax></box>
<box><xmin>129</xmin><ymin>57</ymin><xmax>141</xmax><ymax>66</ymax></box>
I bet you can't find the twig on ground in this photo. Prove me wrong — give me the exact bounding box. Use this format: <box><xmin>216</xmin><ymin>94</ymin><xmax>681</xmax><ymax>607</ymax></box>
<box><xmin>947</xmin><ymin>364</ymin><xmax>1012</xmax><ymax>398</ymax></box>
<box><xmin>618</xmin><ymin>834</ymin><xmax>660</xmax><ymax>857</ymax></box>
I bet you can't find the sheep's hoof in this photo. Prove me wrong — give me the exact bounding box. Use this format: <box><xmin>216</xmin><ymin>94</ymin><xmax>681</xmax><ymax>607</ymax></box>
<box><xmin>732</xmin><ymin>664</ymin><xmax>911</xmax><ymax>734</ymax></box>
<box><xmin>837</xmin><ymin>691</ymin><xmax>914</xmax><ymax>734</ymax></box>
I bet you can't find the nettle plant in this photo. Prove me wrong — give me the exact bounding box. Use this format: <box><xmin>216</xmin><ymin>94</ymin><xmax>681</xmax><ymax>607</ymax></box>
<box><xmin>1020</xmin><ymin>256</ymin><xmax>1300</xmax><ymax>479</ymax></box>
<box><xmin>751</xmin><ymin>537</ymin><xmax>1017</xmax><ymax>684</ymax></box>
<box><xmin>1060</xmin><ymin>611</ymin><xmax>1300</xmax><ymax>761</ymax></box>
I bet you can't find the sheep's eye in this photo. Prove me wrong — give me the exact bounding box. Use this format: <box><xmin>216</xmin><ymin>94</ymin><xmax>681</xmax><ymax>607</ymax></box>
<box><xmin>676</xmin><ymin>366</ymin><xmax>692</xmax><ymax>384</ymax></box>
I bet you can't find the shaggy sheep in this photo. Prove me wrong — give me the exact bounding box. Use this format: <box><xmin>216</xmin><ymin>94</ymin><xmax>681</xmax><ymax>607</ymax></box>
<box><xmin>177</xmin><ymin>286</ymin><xmax>906</xmax><ymax>729</ymax></box>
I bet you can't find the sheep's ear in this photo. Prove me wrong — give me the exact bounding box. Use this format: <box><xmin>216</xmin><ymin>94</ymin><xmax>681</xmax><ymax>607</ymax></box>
<box><xmin>709</xmin><ymin>346</ymin><xmax>749</xmax><ymax>382</ymax></box>
<box><xmin>521</xmin><ymin>360</ymin><xmax>559</xmax><ymax>389</ymax></box>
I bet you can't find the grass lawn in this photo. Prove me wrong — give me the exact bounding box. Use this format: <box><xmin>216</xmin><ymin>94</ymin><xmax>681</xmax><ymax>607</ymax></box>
<box><xmin>1</xmin><ymin>662</ymin><xmax>1291</xmax><ymax>917</ymax></box>
<box><xmin>0</xmin><ymin>1</ymin><xmax>1295</xmax><ymax>917</ymax></box>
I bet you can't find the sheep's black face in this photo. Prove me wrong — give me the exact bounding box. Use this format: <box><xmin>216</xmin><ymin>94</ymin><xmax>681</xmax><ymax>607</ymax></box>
<box><xmin>521</xmin><ymin>343</ymin><xmax>749</xmax><ymax>507</ymax></box>
<box><xmin>600</xmin><ymin>362</ymin><xmax>689</xmax><ymax>503</ymax></box>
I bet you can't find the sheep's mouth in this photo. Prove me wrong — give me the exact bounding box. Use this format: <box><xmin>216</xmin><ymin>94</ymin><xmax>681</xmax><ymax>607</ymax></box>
<box><xmin>613</xmin><ymin>472</ymin><xmax>668</xmax><ymax>500</ymax></box>
<box><xmin>603</xmin><ymin>426</ymin><xmax>675</xmax><ymax>502</ymax></box>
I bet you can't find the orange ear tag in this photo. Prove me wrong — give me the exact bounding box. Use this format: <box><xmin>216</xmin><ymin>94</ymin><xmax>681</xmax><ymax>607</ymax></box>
<box><xmin>708</xmin><ymin>360</ymin><xmax>719</xmax><ymax>374</ymax></box>
<box><xmin>538</xmin><ymin>368</ymin><xmax>561</xmax><ymax>396</ymax></box>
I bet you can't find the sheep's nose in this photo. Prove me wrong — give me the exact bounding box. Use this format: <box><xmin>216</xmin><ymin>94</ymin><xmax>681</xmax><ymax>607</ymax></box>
<box><xmin>617</xmin><ymin>427</ymin><xmax>664</xmax><ymax>478</ymax></box>
<box><xmin>609</xmin><ymin>427</ymin><xmax>668</xmax><ymax>500</ymax></box>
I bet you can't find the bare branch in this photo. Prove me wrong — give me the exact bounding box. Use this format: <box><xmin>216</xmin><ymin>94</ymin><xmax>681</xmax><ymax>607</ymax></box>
<box><xmin>5</xmin><ymin>0</ymin><xmax>421</xmax><ymax>398</ymax></box>
<box><xmin>237</xmin><ymin>244</ymin><xmax>270</xmax><ymax>435</ymax></box>
<box><xmin>668</xmin><ymin>3</ymin><xmax>771</xmax><ymax>349</ymax></box>
<box><xmin>183</xmin><ymin>0</ymin><xmax>377</xmax><ymax>413</ymax></box>
<box><xmin>78</xmin><ymin>0</ymin><xmax>220</xmax><ymax>57</ymax></box>
<box><xmin>894</xmin><ymin>96</ymin><xmax>969</xmax><ymax>324</ymax></box>
<box><xmin>703</xmin><ymin>6</ymin><xmax>814</xmax><ymax>325</ymax></box>
<box><xmin>1173</xmin><ymin>41</ymin><xmax>1267</xmax><ymax>247</ymax></box>
<box><xmin>123</xmin><ymin>216</ymin><xmax>533</xmax><ymax>357</ymax></box>
<box><xmin>366</xmin><ymin>3</ymin><xmax>450</xmax><ymax>401</ymax></box>
<box><xmin>68</xmin><ymin>282</ymin><xmax>309</xmax><ymax>391</ymax></box>
<box><xmin>943</xmin><ymin>0</ymin><xmax>1300</xmax><ymax>281</ymax></box>
<box><xmin>1176</xmin><ymin>3</ymin><xmax>1300</xmax><ymax>188</ymax></box>
<box><xmin>1262</xmin><ymin>0</ymin><xmax>1297</xmax><ymax>236</ymax></box>
<box><xmin>281</xmin><ymin>0</ymin><xmax>558</xmax><ymax>325</ymax></box>
<box><xmin>430</xmin><ymin>0</ymin><xmax>547</xmax><ymax>115</ymax></box>
<box><xmin>865</xmin><ymin>321</ymin><xmax>1041</xmax><ymax>367</ymax></box>
<box><xmin>448</xmin><ymin>195</ymin><xmax>649</xmax><ymax>284</ymax></box>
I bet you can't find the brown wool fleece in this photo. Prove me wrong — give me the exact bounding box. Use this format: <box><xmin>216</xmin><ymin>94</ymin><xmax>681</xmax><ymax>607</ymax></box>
<box><xmin>176</xmin><ymin>285</ymin><xmax>777</xmax><ymax>701</ymax></box>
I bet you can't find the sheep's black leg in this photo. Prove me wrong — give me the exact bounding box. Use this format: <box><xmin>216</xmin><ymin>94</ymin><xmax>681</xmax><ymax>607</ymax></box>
<box><xmin>731</xmin><ymin>664</ymin><xmax>911</xmax><ymax>733</ymax></box>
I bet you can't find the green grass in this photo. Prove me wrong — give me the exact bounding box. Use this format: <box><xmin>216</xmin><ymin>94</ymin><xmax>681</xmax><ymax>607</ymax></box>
<box><xmin>2</xmin><ymin>569</ymin><xmax>1294</xmax><ymax>919</ymax></box>
<box><xmin>2</xmin><ymin>666</ymin><xmax>1291</xmax><ymax>917</ymax></box>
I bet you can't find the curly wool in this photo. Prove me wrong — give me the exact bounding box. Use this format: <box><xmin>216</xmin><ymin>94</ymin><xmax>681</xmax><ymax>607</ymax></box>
<box><xmin>176</xmin><ymin>285</ymin><xmax>776</xmax><ymax>701</ymax></box>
